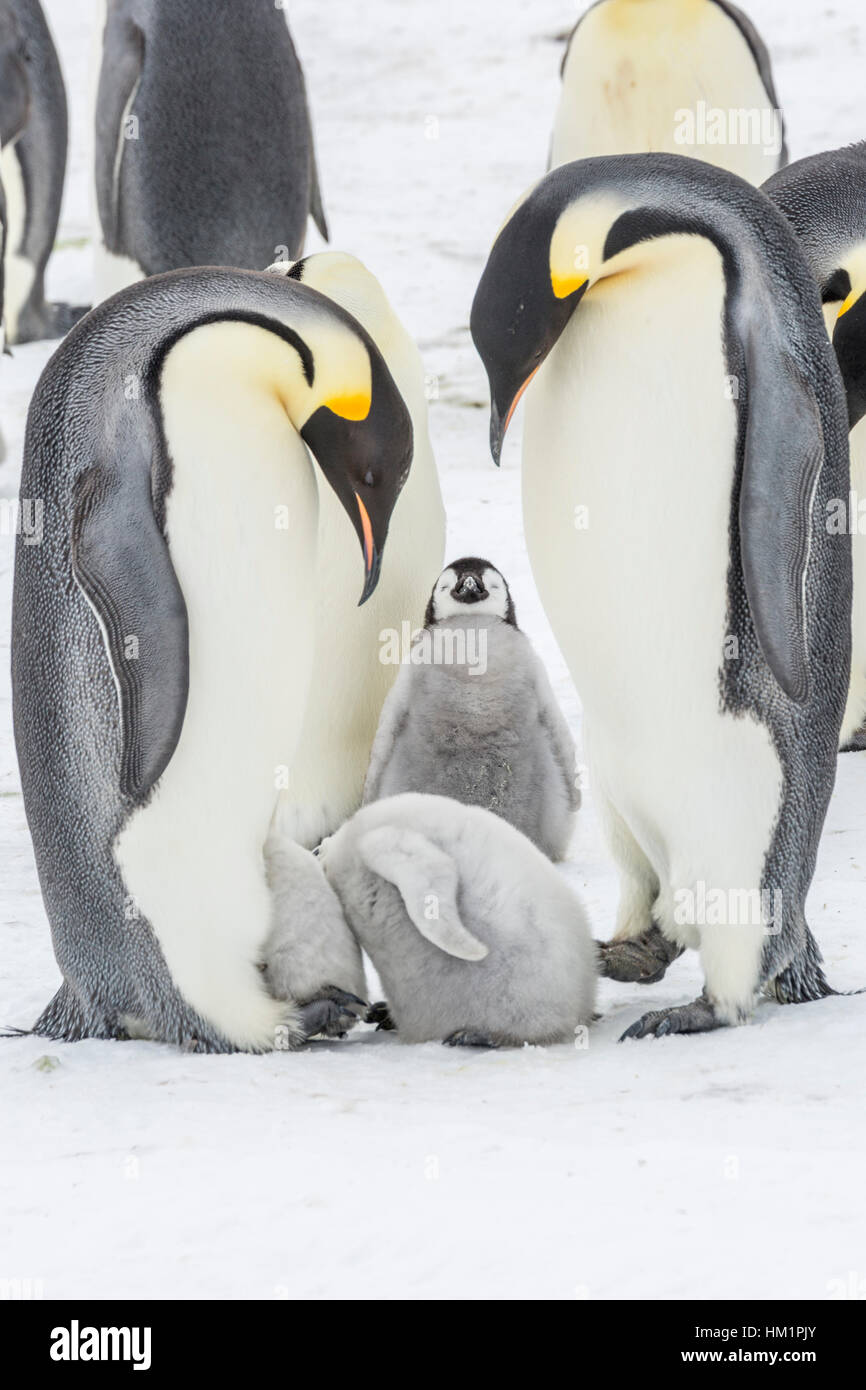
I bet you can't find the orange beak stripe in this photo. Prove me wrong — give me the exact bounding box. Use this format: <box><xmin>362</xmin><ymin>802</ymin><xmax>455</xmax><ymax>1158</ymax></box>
<box><xmin>355</xmin><ymin>492</ymin><xmax>375</xmax><ymax>573</ymax></box>
<box><xmin>504</xmin><ymin>365</ymin><xmax>541</xmax><ymax>435</ymax></box>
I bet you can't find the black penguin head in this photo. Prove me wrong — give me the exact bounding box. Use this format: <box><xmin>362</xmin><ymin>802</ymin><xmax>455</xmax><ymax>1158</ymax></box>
<box><xmin>297</xmin><ymin>310</ymin><xmax>414</xmax><ymax>604</ymax></box>
<box><xmin>425</xmin><ymin>558</ymin><xmax>517</xmax><ymax>627</ymax></box>
<box><xmin>827</xmin><ymin>267</ymin><xmax>866</xmax><ymax>429</ymax></box>
<box><xmin>763</xmin><ymin>144</ymin><xmax>866</xmax><ymax>428</ymax></box>
<box><xmin>470</xmin><ymin>188</ymin><xmax>589</xmax><ymax>464</ymax></box>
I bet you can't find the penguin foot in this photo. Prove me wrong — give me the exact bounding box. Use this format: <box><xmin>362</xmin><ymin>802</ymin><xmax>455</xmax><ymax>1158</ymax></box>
<box><xmin>619</xmin><ymin>996</ymin><xmax>725</xmax><ymax>1041</ymax></box>
<box><xmin>298</xmin><ymin>987</ymin><xmax>367</xmax><ymax>1040</ymax></box>
<box><xmin>597</xmin><ymin>924</ymin><xmax>684</xmax><ymax>984</ymax></box>
<box><xmin>14</xmin><ymin>300</ymin><xmax>90</xmax><ymax>344</ymax></box>
<box><xmin>443</xmin><ymin>1029</ymin><xmax>501</xmax><ymax>1049</ymax></box>
<box><xmin>365</xmin><ymin>1000</ymin><xmax>396</xmax><ymax>1031</ymax></box>
<box><xmin>841</xmin><ymin>723</ymin><xmax>866</xmax><ymax>753</ymax></box>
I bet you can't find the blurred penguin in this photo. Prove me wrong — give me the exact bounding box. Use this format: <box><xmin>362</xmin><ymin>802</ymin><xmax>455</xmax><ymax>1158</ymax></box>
<box><xmin>551</xmin><ymin>0</ymin><xmax>786</xmax><ymax>184</ymax></box>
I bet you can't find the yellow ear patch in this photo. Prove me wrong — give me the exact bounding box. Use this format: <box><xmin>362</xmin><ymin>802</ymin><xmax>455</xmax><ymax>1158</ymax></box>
<box><xmin>551</xmin><ymin>271</ymin><xmax>588</xmax><ymax>300</ymax></box>
<box><xmin>323</xmin><ymin>392</ymin><xmax>371</xmax><ymax>421</ymax></box>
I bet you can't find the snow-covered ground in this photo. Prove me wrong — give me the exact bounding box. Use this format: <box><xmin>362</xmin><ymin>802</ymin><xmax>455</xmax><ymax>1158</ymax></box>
<box><xmin>2</xmin><ymin>0</ymin><xmax>865</xmax><ymax>1301</ymax></box>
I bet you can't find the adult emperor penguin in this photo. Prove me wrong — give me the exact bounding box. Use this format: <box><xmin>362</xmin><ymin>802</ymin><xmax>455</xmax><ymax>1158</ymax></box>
<box><xmin>764</xmin><ymin>144</ymin><xmax>866</xmax><ymax>751</ymax></box>
<box><xmin>470</xmin><ymin>154</ymin><xmax>851</xmax><ymax>1037</ymax></box>
<box><xmin>12</xmin><ymin>266</ymin><xmax>413</xmax><ymax>1051</ymax></box>
<box><xmin>263</xmin><ymin>252</ymin><xmax>446</xmax><ymax>849</ymax></box>
<box><xmin>0</xmin><ymin>0</ymin><xmax>86</xmax><ymax>343</ymax></box>
<box><xmin>551</xmin><ymin>0</ymin><xmax>786</xmax><ymax>184</ymax></box>
<box><xmin>93</xmin><ymin>0</ymin><xmax>329</xmax><ymax>301</ymax></box>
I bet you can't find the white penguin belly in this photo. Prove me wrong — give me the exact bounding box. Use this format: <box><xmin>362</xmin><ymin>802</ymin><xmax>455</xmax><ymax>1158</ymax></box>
<box><xmin>114</xmin><ymin>322</ymin><xmax>319</xmax><ymax>1049</ymax></box>
<box><xmin>0</xmin><ymin>142</ymin><xmax>35</xmax><ymax>343</ymax></box>
<box><xmin>841</xmin><ymin>417</ymin><xmax>866</xmax><ymax>743</ymax></box>
<box><xmin>522</xmin><ymin>237</ymin><xmax>783</xmax><ymax>1016</ymax></box>
<box><xmin>552</xmin><ymin>0</ymin><xmax>783</xmax><ymax>185</ymax></box>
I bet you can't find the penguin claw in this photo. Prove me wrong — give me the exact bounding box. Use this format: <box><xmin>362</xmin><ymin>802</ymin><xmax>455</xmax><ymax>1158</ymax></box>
<box><xmin>298</xmin><ymin>986</ymin><xmax>368</xmax><ymax>1040</ymax></box>
<box><xmin>443</xmin><ymin>1029</ymin><xmax>500</xmax><ymax>1049</ymax></box>
<box><xmin>619</xmin><ymin>997</ymin><xmax>725</xmax><ymax>1041</ymax></box>
<box><xmin>841</xmin><ymin>724</ymin><xmax>866</xmax><ymax>753</ymax></box>
<box><xmin>597</xmin><ymin>925</ymin><xmax>684</xmax><ymax>984</ymax></box>
<box><xmin>365</xmin><ymin>1000</ymin><xmax>396</xmax><ymax>1031</ymax></box>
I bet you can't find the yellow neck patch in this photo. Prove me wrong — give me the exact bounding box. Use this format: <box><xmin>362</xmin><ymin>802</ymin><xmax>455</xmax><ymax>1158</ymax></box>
<box><xmin>322</xmin><ymin>392</ymin><xmax>372</xmax><ymax>421</ymax></box>
<box><xmin>551</xmin><ymin>270</ymin><xmax>589</xmax><ymax>300</ymax></box>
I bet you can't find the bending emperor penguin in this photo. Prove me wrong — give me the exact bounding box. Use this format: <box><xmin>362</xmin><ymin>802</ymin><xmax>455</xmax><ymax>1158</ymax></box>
<box><xmin>0</xmin><ymin>0</ymin><xmax>86</xmax><ymax>343</ymax></box>
<box><xmin>470</xmin><ymin>154</ymin><xmax>851</xmax><ymax>1038</ymax></box>
<box><xmin>764</xmin><ymin>144</ymin><xmax>866</xmax><ymax>751</ymax></box>
<box><xmin>363</xmin><ymin>558</ymin><xmax>579</xmax><ymax>860</ymax></box>
<box><xmin>263</xmin><ymin>252</ymin><xmax>446</xmax><ymax>849</ymax></box>
<box><xmin>12</xmin><ymin>266</ymin><xmax>413</xmax><ymax>1051</ymax></box>
<box><xmin>551</xmin><ymin>0</ymin><xmax>786</xmax><ymax>184</ymax></box>
<box><xmin>93</xmin><ymin>0</ymin><xmax>329</xmax><ymax>301</ymax></box>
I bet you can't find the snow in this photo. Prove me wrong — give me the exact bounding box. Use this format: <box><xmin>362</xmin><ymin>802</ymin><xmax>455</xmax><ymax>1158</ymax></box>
<box><xmin>2</xmin><ymin>0</ymin><xmax>866</xmax><ymax>1301</ymax></box>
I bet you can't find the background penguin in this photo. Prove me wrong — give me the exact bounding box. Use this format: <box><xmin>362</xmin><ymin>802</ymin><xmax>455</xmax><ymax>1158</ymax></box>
<box><xmin>763</xmin><ymin>143</ymin><xmax>866</xmax><ymax>752</ymax></box>
<box><xmin>263</xmin><ymin>252</ymin><xmax>446</xmax><ymax>851</ymax></box>
<box><xmin>470</xmin><ymin>153</ymin><xmax>851</xmax><ymax>1038</ymax></box>
<box><xmin>0</xmin><ymin>0</ymin><xmax>86</xmax><ymax>342</ymax></box>
<box><xmin>93</xmin><ymin>0</ymin><xmax>329</xmax><ymax>301</ymax></box>
<box><xmin>319</xmin><ymin>793</ymin><xmax>597</xmax><ymax>1048</ymax></box>
<box><xmin>552</xmin><ymin>0</ymin><xmax>786</xmax><ymax>184</ymax></box>
<box><xmin>363</xmin><ymin>558</ymin><xmax>579</xmax><ymax>860</ymax></box>
<box><xmin>12</xmin><ymin>265</ymin><xmax>413</xmax><ymax>1052</ymax></box>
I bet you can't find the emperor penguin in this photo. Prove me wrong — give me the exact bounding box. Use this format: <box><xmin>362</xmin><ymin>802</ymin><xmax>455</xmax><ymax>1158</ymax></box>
<box><xmin>763</xmin><ymin>144</ymin><xmax>866</xmax><ymax>752</ymax></box>
<box><xmin>552</xmin><ymin>0</ymin><xmax>786</xmax><ymax>184</ymax></box>
<box><xmin>263</xmin><ymin>253</ymin><xmax>446</xmax><ymax>851</ymax></box>
<box><xmin>12</xmin><ymin>266</ymin><xmax>413</xmax><ymax>1052</ymax></box>
<box><xmin>93</xmin><ymin>0</ymin><xmax>329</xmax><ymax>302</ymax></box>
<box><xmin>0</xmin><ymin>0</ymin><xmax>86</xmax><ymax>343</ymax></box>
<box><xmin>363</xmin><ymin>559</ymin><xmax>579</xmax><ymax>860</ymax></box>
<box><xmin>470</xmin><ymin>154</ymin><xmax>851</xmax><ymax>1038</ymax></box>
<box><xmin>318</xmin><ymin>793</ymin><xmax>597</xmax><ymax>1048</ymax></box>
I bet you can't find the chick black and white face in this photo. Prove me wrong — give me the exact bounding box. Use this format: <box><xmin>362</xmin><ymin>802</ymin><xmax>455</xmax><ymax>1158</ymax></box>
<box><xmin>426</xmin><ymin>558</ymin><xmax>516</xmax><ymax>626</ymax></box>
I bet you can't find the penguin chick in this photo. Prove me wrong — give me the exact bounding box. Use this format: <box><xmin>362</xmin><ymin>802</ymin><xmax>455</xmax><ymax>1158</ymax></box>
<box><xmin>262</xmin><ymin>836</ymin><xmax>368</xmax><ymax>1040</ymax></box>
<box><xmin>319</xmin><ymin>793</ymin><xmax>597</xmax><ymax>1047</ymax></box>
<box><xmin>363</xmin><ymin>558</ymin><xmax>579</xmax><ymax>860</ymax></box>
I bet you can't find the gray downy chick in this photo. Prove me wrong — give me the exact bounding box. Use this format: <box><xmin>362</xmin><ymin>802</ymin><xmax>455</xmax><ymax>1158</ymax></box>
<box><xmin>262</xmin><ymin>835</ymin><xmax>368</xmax><ymax>1040</ymax></box>
<box><xmin>319</xmin><ymin>792</ymin><xmax>597</xmax><ymax>1047</ymax></box>
<box><xmin>364</xmin><ymin>558</ymin><xmax>579</xmax><ymax>859</ymax></box>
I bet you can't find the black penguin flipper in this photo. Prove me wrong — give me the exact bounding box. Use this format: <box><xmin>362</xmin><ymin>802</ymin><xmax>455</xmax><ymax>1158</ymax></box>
<box><xmin>94</xmin><ymin>5</ymin><xmax>145</xmax><ymax>254</ymax></box>
<box><xmin>309</xmin><ymin>143</ymin><xmax>329</xmax><ymax>243</ymax></box>
<box><xmin>296</xmin><ymin>52</ymin><xmax>328</xmax><ymax>242</ymax></box>
<box><xmin>71</xmin><ymin>457</ymin><xmax>189</xmax><ymax>802</ymax></box>
<box><xmin>737</xmin><ymin>318</ymin><xmax>825</xmax><ymax>705</ymax></box>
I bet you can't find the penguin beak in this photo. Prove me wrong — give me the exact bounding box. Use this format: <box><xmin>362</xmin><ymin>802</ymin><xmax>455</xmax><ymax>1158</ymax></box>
<box><xmin>354</xmin><ymin>492</ymin><xmax>382</xmax><ymax>605</ymax></box>
<box><xmin>490</xmin><ymin>366</ymin><xmax>541</xmax><ymax>466</ymax></box>
<box><xmin>453</xmin><ymin>574</ymin><xmax>487</xmax><ymax>602</ymax></box>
